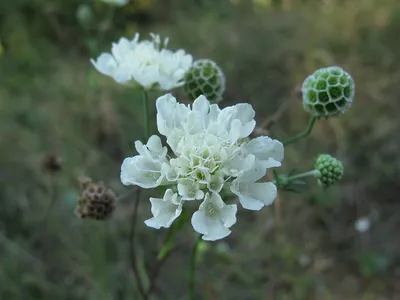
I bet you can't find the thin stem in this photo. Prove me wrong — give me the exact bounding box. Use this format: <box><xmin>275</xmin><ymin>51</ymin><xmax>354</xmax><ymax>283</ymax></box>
<box><xmin>146</xmin><ymin>213</ymin><xmax>190</xmax><ymax>299</ymax></box>
<box><xmin>43</xmin><ymin>173</ymin><xmax>56</xmax><ymax>221</ymax></box>
<box><xmin>283</xmin><ymin>116</ymin><xmax>318</xmax><ymax>146</ymax></box>
<box><xmin>129</xmin><ymin>187</ymin><xmax>147</xmax><ymax>299</ymax></box>
<box><xmin>285</xmin><ymin>170</ymin><xmax>320</xmax><ymax>182</ymax></box>
<box><xmin>129</xmin><ymin>89</ymin><xmax>151</xmax><ymax>299</ymax></box>
<box><xmin>142</xmin><ymin>89</ymin><xmax>150</xmax><ymax>139</ymax></box>
<box><xmin>189</xmin><ymin>235</ymin><xmax>202</xmax><ymax>300</ymax></box>
<box><xmin>145</xmin><ymin>228</ymin><xmax>176</xmax><ymax>298</ymax></box>
<box><xmin>145</xmin><ymin>251</ymin><xmax>172</xmax><ymax>299</ymax></box>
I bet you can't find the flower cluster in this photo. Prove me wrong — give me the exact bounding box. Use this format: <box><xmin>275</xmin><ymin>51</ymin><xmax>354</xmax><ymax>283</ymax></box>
<box><xmin>121</xmin><ymin>94</ymin><xmax>284</xmax><ymax>240</ymax></box>
<box><xmin>91</xmin><ymin>33</ymin><xmax>193</xmax><ymax>90</ymax></box>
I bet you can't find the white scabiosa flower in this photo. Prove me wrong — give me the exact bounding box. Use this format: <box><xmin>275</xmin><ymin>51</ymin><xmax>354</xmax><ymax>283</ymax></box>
<box><xmin>230</xmin><ymin>166</ymin><xmax>277</xmax><ymax>211</ymax></box>
<box><xmin>91</xmin><ymin>33</ymin><xmax>193</xmax><ymax>90</ymax></box>
<box><xmin>191</xmin><ymin>193</ymin><xmax>237</xmax><ymax>241</ymax></box>
<box><xmin>120</xmin><ymin>136</ymin><xmax>168</xmax><ymax>188</ymax></box>
<box><xmin>145</xmin><ymin>189</ymin><xmax>183</xmax><ymax>229</ymax></box>
<box><xmin>121</xmin><ymin>94</ymin><xmax>284</xmax><ymax>240</ymax></box>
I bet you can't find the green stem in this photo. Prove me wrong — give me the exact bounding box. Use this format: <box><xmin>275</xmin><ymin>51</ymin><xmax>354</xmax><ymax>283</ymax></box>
<box><xmin>146</xmin><ymin>213</ymin><xmax>190</xmax><ymax>299</ymax></box>
<box><xmin>142</xmin><ymin>89</ymin><xmax>150</xmax><ymax>139</ymax></box>
<box><xmin>285</xmin><ymin>169</ymin><xmax>320</xmax><ymax>181</ymax></box>
<box><xmin>189</xmin><ymin>235</ymin><xmax>202</xmax><ymax>300</ymax></box>
<box><xmin>283</xmin><ymin>116</ymin><xmax>318</xmax><ymax>146</ymax></box>
<box><xmin>129</xmin><ymin>187</ymin><xmax>147</xmax><ymax>299</ymax></box>
<box><xmin>157</xmin><ymin>223</ymin><xmax>179</xmax><ymax>261</ymax></box>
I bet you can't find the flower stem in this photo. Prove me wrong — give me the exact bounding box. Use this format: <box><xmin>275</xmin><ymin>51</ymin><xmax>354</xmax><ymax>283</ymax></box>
<box><xmin>146</xmin><ymin>227</ymin><xmax>178</xmax><ymax>299</ymax></box>
<box><xmin>142</xmin><ymin>89</ymin><xmax>150</xmax><ymax>139</ymax></box>
<box><xmin>145</xmin><ymin>212</ymin><xmax>190</xmax><ymax>298</ymax></box>
<box><xmin>286</xmin><ymin>169</ymin><xmax>320</xmax><ymax>181</ymax></box>
<box><xmin>189</xmin><ymin>235</ymin><xmax>202</xmax><ymax>300</ymax></box>
<box><xmin>283</xmin><ymin>116</ymin><xmax>318</xmax><ymax>146</ymax></box>
<box><xmin>129</xmin><ymin>187</ymin><xmax>147</xmax><ymax>299</ymax></box>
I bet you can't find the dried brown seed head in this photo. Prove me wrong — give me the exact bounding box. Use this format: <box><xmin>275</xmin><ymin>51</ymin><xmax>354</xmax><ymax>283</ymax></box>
<box><xmin>75</xmin><ymin>180</ymin><xmax>117</xmax><ymax>220</ymax></box>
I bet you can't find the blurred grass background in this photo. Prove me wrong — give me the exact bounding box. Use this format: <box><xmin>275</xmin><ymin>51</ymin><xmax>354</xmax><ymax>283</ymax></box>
<box><xmin>1</xmin><ymin>0</ymin><xmax>400</xmax><ymax>299</ymax></box>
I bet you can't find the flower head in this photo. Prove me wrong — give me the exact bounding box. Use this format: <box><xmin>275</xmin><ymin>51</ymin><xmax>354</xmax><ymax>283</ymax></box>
<box><xmin>315</xmin><ymin>154</ymin><xmax>344</xmax><ymax>188</ymax></box>
<box><xmin>75</xmin><ymin>178</ymin><xmax>117</xmax><ymax>220</ymax></box>
<box><xmin>302</xmin><ymin>66</ymin><xmax>355</xmax><ymax>117</ymax></box>
<box><xmin>121</xmin><ymin>94</ymin><xmax>284</xmax><ymax>240</ymax></box>
<box><xmin>184</xmin><ymin>59</ymin><xmax>226</xmax><ymax>103</ymax></box>
<box><xmin>91</xmin><ymin>33</ymin><xmax>193</xmax><ymax>90</ymax></box>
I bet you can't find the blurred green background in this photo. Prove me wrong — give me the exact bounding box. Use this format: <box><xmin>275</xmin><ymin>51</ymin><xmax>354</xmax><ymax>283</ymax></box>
<box><xmin>1</xmin><ymin>0</ymin><xmax>399</xmax><ymax>299</ymax></box>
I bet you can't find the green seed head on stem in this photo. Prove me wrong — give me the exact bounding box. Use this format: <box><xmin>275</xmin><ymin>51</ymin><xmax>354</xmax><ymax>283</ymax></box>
<box><xmin>302</xmin><ymin>66</ymin><xmax>355</xmax><ymax>117</ymax></box>
<box><xmin>315</xmin><ymin>154</ymin><xmax>344</xmax><ymax>188</ymax></box>
<box><xmin>184</xmin><ymin>59</ymin><xmax>225</xmax><ymax>103</ymax></box>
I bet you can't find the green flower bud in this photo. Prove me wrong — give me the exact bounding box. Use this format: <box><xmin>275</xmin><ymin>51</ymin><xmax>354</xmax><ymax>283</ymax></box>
<box><xmin>302</xmin><ymin>66</ymin><xmax>355</xmax><ymax>117</ymax></box>
<box><xmin>315</xmin><ymin>154</ymin><xmax>344</xmax><ymax>188</ymax></box>
<box><xmin>184</xmin><ymin>59</ymin><xmax>225</xmax><ymax>103</ymax></box>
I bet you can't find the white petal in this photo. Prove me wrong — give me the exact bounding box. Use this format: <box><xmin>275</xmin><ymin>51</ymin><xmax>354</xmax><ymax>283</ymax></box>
<box><xmin>135</xmin><ymin>135</ymin><xmax>167</xmax><ymax>160</ymax></box>
<box><xmin>144</xmin><ymin>191</ymin><xmax>182</xmax><ymax>229</ymax></box>
<box><xmin>120</xmin><ymin>156</ymin><xmax>164</xmax><ymax>188</ymax></box>
<box><xmin>191</xmin><ymin>210</ymin><xmax>209</xmax><ymax>235</ymax></box>
<box><xmin>231</xmin><ymin>180</ymin><xmax>277</xmax><ymax>211</ymax></box>
<box><xmin>146</xmin><ymin>135</ymin><xmax>164</xmax><ymax>155</ymax></box>
<box><xmin>235</xmin><ymin>103</ymin><xmax>256</xmax><ymax>124</ymax></box>
<box><xmin>240</xmin><ymin>119</ymin><xmax>256</xmax><ymax>138</ymax></box>
<box><xmin>191</xmin><ymin>193</ymin><xmax>236</xmax><ymax>241</ymax></box>
<box><xmin>207</xmin><ymin>174</ymin><xmax>224</xmax><ymax>193</ymax></box>
<box><xmin>163</xmin><ymin>163</ymin><xmax>179</xmax><ymax>182</ymax></box>
<box><xmin>177</xmin><ymin>179</ymin><xmax>203</xmax><ymax>200</ymax></box>
<box><xmin>192</xmin><ymin>95</ymin><xmax>210</xmax><ymax>116</ymax></box>
<box><xmin>91</xmin><ymin>53</ymin><xmax>117</xmax><ymax>77</ymax></box>
<box><xmin>237</xmin><ymin>195</ymin><xmax>264</xmax><ymax>211</ymax></box>
<box><xmin>202</xmin><ymin>220</ymin><xmax>231</xmax><ymax>241</ymax></box>
<box><xmin>229</xmin><ymin>119</ymin><xmax>242</xmax><ymax>141</ymax></box>
<box><xmin>220</xmin><ymin>204</ymin><xmax>237</xmax><ymax>228</ymax></box>
<box><xmin>223</xmin><ymin>153</ymin><xmax>255</xmax><ymax>177</ymax></box>
<box><xmin>238</xmin><ymin>166</ymin><xmax>266</xmax><ymax>183</ymax></box>
<box><xmin>244</xmin><ymin>136</ymin><xmax>284</xmax><ymax>164</ymax></box>
<box><xmin>156</xmin><ymin>94</ymin><xmax>178</xmax><ymax>135</ymax></box>
<box><xmin>207</xmin><ymin>104</ymin><xmax>221</xmax><ymax>123</ymax></box>
<box><xmin>251</xmin><ymin>182</ymin><xmax>277</xmax><ymax>206</ymax></box>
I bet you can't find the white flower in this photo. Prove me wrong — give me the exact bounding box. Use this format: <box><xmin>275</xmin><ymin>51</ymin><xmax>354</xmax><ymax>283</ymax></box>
<box><xmin>145</xmin><ymin>189</ymin><xmax>182</xmax><ymax>229</ymax></box>
<box><xmin>242</xmin><ymin>136</ymin><xmax>284</xmax><ymax>168</ymax></box>
<box><xmin>120</xmin><ymin>93</ymin><xmax>284</xmax><ymax>240</ymax></box>
<box><xmin>191</xmin><ymin>193</ymin><xmax>237</xmax><ymax>241</ymax></box>
<box><xmin>120</xmin><ymin>156</ymin><xmax>165</xmax><ymax>188</ymax></box>
<box><xmin>178</xmin><ymin>179</ymin><xmax>204</xmax><ymax>200</ymax></box>
<box><xmin>120</xmin><ymin>135</ymin><xmax>168</xmax><ymax>188</ymax></box>
<box><xmin>230</xmin><ymin>166</ymin><xmax>277</xmax><ymax>211</ymax></box>
<box><xmin>91</xmin><ymin>34</ymin><xmax>193</xmax><ymax>90</ymax></box>
<box><xmin>101</xmin><ymin>0</ymin><xmax>129</xmax><ymax>6</ymax></box>
<box><xmin>355</xmin><ymin>217</ymin><xmax>371</xmax><ymax>233</ymax></box>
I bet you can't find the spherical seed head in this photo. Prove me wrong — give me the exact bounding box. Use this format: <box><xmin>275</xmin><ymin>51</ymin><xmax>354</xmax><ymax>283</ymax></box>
<box><xmin>315</xmin><ymin>154</ymin><xmax>344</xmax><ymax>188</ymax></box>
<box><xmin>302</xmin><ymin>66</ymin><xmax>355</xmax><ymax>117</ymax></box>
<box><xmin>184</xmin><ymin>59</ymin><xmax>226</xmax><ymax>103</ymax></box>
<box><xmin>75</xmin><ymin>180</ymin><xmax>117</xmax><ymax>220</ymax></box>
